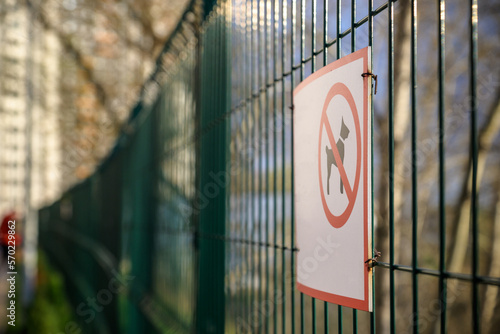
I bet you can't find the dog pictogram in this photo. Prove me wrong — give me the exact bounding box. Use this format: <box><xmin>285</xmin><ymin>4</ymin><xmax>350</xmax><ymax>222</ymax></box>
<box><xmin>325</xmin><ymin>118</ymin><xmax>350</xmax><ymax>195</ymax></box>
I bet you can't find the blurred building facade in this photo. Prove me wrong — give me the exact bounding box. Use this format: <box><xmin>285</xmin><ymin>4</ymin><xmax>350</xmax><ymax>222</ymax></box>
<box><xmin>0</xmin><ymin>1</ymin><xmax>62</xmax><ymax>216</ymax></box>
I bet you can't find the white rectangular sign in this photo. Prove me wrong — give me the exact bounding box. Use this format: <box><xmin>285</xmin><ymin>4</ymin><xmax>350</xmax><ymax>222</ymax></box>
<box><xmin>293</xmin><ymin>47</ymin><xmax>373</xmax><ymax>312</ymax></box>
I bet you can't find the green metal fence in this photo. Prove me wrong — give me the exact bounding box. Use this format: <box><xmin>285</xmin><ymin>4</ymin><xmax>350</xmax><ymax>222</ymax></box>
<box><xmin>39</xmin><ymin>0</ymin><xmax>500</xmax><ymax>333</ymax></box>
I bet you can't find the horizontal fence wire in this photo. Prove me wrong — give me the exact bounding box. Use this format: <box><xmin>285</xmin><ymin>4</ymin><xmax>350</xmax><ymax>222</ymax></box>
<box><xmin>37</xmin><ymin>0</ymin><xmax>500</xmax><ymax>333</ymax></box>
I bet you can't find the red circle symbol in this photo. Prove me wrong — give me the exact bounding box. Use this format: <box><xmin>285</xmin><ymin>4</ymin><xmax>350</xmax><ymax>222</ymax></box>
<box><xmin>318</xmin><ymin>83</ymin><xmax>361</xmax><ymax>228</ymax></box>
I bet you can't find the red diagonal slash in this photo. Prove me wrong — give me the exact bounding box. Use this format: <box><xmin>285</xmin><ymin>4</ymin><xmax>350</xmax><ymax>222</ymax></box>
<box><xmin>322</xmin><ymin>114</ymin><xmax>353</xmax><ymax>200</ymax></box>
<box><xmin>318</xmin><ymin>82</ymin><xmax>361</xmax><ymax>228</ymax></box>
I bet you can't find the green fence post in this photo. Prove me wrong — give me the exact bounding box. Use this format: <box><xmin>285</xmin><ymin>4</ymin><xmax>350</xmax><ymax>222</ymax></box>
<box><xmin>121</xmin><ymin>113</ymin><xmax>156</xmax><ymax>334</ymax></box>
<box><xmin>196</xmin><ymin>4</ymin><xmax>230</xmax><ymax>333</ymax></box>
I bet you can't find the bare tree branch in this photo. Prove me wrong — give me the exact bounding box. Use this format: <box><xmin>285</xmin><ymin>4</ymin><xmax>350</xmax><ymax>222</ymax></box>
<box><xmin>25</xmin><ymin>0</ymin><xmax>121</xmax><ymax>129</ymax></box>
<box><xmin>92</xmin><ymin>0</ymin><xmax>157</xmax><ymax>56</ymax></box>
<box><xmin>125</xmin><ymin>0</ymin><xmax>163</xmax><ymax>53</ymax></box>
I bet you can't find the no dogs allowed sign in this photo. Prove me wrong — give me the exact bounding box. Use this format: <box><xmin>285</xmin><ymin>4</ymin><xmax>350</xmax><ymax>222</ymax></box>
<box><xmin>293</xmin><ymin>47</ymin><xmax>373</xmax><ymax>312</ymax></box>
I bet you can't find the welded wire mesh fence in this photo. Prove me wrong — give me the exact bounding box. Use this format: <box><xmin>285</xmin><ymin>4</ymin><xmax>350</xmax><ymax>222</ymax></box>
<box><xmin>39</xmin><ymin>0</ymin><xmax>500</xmax><ymax>333</ymax></box>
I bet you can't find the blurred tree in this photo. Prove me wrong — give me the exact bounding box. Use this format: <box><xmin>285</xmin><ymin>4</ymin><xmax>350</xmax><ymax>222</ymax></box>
<box><xmin>24</xmin><ymin>0</ymin><xmax>190</xmax><ymax>188</ymax></box>
<box><xmin>371</xmin><ymin>0</ymin><xmax>500</xmax><ymax>332</ymax></box>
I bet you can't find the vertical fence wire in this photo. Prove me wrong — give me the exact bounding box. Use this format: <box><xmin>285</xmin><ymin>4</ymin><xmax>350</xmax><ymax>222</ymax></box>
<box><xmin>244</xmin><ymin>1</ymin><xmax>251</xmax><ymax>329</ymax></box>
<box><xmin>387</xmin><ymin>0</ymin><xmax>395</xmax><ymax>333</ymax></box>
<box><xmin>368</xmin><ymin>2</ymin><xmax>375</xmax><ymax>333</ymax></box>
<box><xmin>281</xmin><ymin>0</ymin><xmax>288</xmax><ymax>332</ymax></box>
<box><xmin>351</xmin><ymin>4</ymin><xmax>357</xmax><ymax>332</ymax></box>
<box><xmin>273</xmin><ymin>0</ymin><xmax>279</xmax><ymax>330</ymax></box>
<box><xmin>290</xmin><ymin>0</ymin><xmax>297</xmax><ymax>331</ymax></box>
<box><xmin>337</xmin><ymin>4</ymin><xmax>343</xmax><ymax>332</ymax></box>
<box><xmin>250</xmin><ymin>0</ymin><xmax>257</xmax><ymax>329</ymax></box>
<box><xmin>410</xmin><ymin>1</ymin><xmax>418</xmax><ymax>334</ymax></box>
<box><xmin>235</xmin><ymin>3</ymin><xmax>244</xmax><ymax>331</ymax></box>
<box><xmin>257</xmin><ymin>2</ymin><xmax>264</xmax><ymax>331</ymax></box>
<box><xmin>469</xmin><ymin>0</ymin><xmax>479</xmax><ymax>332</ymax></box>
<box><xmin>264</xmin><ymin>0</ymin><xmax>272</xmax><ymax>332</ymax></box>
<box><xmin>437</xmin><ymin>1</ymin><xmax>447</xmax><ymax>333</ymax></box>
<box><xmin>336</xmin><ymin>0</ymin><xmax>342</xmax><ymax>59</ymax></box>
